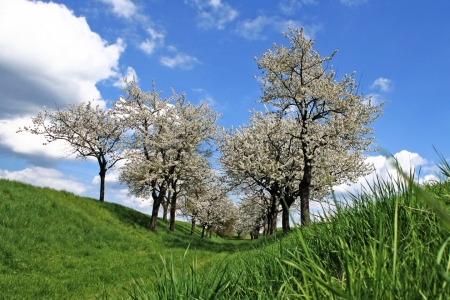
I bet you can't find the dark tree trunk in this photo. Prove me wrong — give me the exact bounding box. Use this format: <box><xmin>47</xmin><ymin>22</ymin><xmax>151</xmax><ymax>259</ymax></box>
<box><xmin>201</xmin><ymin>225</ymin><xmax>206</xmax><ymax>238</ymax></box>
<box><xmin>281</xmin><ymin>201</ymin><xmax>290</xmax><ymax>232</ymax></box>
<box><xmin>169</xmin><ymin>191</ymin><xmax>178</xmax><ymax>232</ymax></box>
<box><xmin>98</xmin><ymin>156</ymin><xmax>107</xmax><ymax>202</ymax></box>
<box><xmin>190</xmin><ymin>218</ymin><xmax>196</xmax><ymax>236</ymax></box>
<box><xmin>299</xmin><ymin>162</ymin><xmax>312</xmax><ymax>226</ymax></box>
<box><xmin>99</xmin><ymin>168</ymin><xmax>106</xmax><ymax>202</ymax></box>
<box><xmin>266</xmin><ymin>194</ymin><xmax>278</xmax><ymax>235</ymax></box>
<box><xmin>149</xmin><ymin>184</ymin><xmax>166</xmax><ymax>232</ymax></box>
<box><xmin>162</xmin><ymin>204</ymin><xmax>168</xmax><ymax>222</ymax></box>
<box><xmin>251</xmin><ymin>228</ymin><xmax>260</xmax><ymax>239</ymax></box>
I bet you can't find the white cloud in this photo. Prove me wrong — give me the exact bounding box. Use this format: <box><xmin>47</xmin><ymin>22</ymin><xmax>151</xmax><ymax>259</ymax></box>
<box><xmin>371</xmin><ymin>77</ymin><xmax>393</xmax><ymax>92</ymax></box>
<box><xmin>367</xmin><ymin>94</ymin><xmax>385</xmax><ymax>106</ymax></box>
<box><xmin>236</xmin><ymin>16</ymin><xmax>321</xmax><ymax>41</ymax></box>
<box><xmin>117</xmin><ymin>188</ymin><xmax>153</xmax><ymax>214</ymax></box>
<box><xmin>193</xmin><ymin>88</ymin><xmax>216</xmax><ymax>106</ymax></box>
<box><xmin>340</xmin><ymin>0</ymin><xmax>368</xmax><ymax>6</ymax></box>
<box><xmin>0</xmin><ymin>167</ymin><xmax>86</xmax><ymax>194</ymax></box>
<box><xmin>99</xmin><ymin>0</ymin><xmax>137</xmax><ymax>18</ymax></box>
<box><xmin>114</xmin><ymin>66</ymin><xmax>138</xmax><ymax>87</ymax></box>
<box><xmin>419</xmin><ymin>174</ymin><xmax>439</xmax><ymax>185</ymax></box>
<box><xmin>236</xmin><ymin>16</ymin><xmax>271</xmax><ymax>40</ymax></box>
<box><xmin>279</xmin><ymin>0</ymin><xmax>317</xmax><ymax>15</ymax></box>
<box><xmin>0</xmin><ymin>117</ymin><xmax>80</xmax><ymax>166</ymax></box>
<box><xmin>185</xmin><ymin>0</ymin><xmax>238</xmax><ymax>30</ymax></box>
<box><xmin>160</xmin><ymin>53</ymin><xmax>200</xmax><ymax>70</ymax></box>
<box><xmin>139</xmin><ymin>27</ymin><xmax>165</xmax><ymax>55</ymax></box>
<box><xmin>0</xmin><ymin>0</ymin><xmax>124</xmax><ymax>117</ymax></box>
<box><xmin>92</xmin><ymin>169</ymin><xmax>121</xmax><ymax>185</ymax></box>
<box><xmin>333</xmin><ymin>150</ymin><xmax>434</xmax><ymax>198</ymax></box>
<box><xmin>0</xmin><ymin>0</ymin><xmax>124</xmax><ymax>162</ymax></box>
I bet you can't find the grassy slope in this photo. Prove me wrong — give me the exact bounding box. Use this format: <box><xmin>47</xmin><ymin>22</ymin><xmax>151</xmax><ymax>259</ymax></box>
<box><xmin>0</xmin><ymin>179</ymin><xmax>251</xmax><ymax>299</ymax></box>
<box><xmin>5</xmin><ymin>175</ymin><xmax>450</xmax><ymax>299</ymax></box>
<box><xmin>132</xmin><ymin>177</ymin><xmax>450</xmax><ymax>299</ymax></box>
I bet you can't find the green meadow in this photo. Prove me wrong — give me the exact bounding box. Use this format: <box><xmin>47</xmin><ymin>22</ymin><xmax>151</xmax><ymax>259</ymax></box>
<box><xmin>2</xmin><ymin>163</ymin><xmax>450</xmax><ymax>299</ymax></box>
<box><xmin>0</xmin><ymin>179</ymin><xmax>252</xmax><ymax>299</ymax></box>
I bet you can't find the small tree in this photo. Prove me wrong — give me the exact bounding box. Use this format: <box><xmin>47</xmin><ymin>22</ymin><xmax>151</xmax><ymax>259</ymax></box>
<box><xmin>255</xmin><ymin>27</ymin><xmax>383</xmax><ymax>226</ymax></box>
<box><xmin>235</xmin><ymin>193</ymin><xmax>268</xmax><ymax>239</ymax></box>
<box><xmin>18</xmin><ymin>102</ymin><xmax>125</xmax><ymax>202</ymax></box>
<box><xmin>178</xmin><ymin>159</ymin><xmax>214</xmax><ymax>236</ymax></box>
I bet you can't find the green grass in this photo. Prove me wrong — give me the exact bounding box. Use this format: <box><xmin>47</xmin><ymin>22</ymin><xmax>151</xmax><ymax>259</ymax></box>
<box><xmin>0</xmin><ymin>179</ymin><xmax>252</xmax><ymax>299</ymax></box>
<box><xmin>124</xmin><ymin>170</ymin><xmax>450</xmax><ymax>299</ymax></box>
<box><xmin>3</xmin><ymin>161</ymin><xmax>450</xmax><ymax>299</ymax></box>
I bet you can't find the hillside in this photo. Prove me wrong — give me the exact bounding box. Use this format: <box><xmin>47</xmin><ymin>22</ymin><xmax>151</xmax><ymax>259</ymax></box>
<box><xmin>0</xmin><ymin>179</ymin><xmax>251</xmax><ymax>299</ymax></box>
<box><xmin>121</xmin><ymin>175</ymin><xmax>450</xmax><ymax>299</ymax></box>
<box><xmin>3</xmin><ymin>176</ymin><xmax>450</xmax><ymax>299</ymax></box>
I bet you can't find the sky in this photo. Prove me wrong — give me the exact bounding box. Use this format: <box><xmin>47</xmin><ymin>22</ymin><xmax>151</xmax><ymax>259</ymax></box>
<box><xmin>0</xmin><ymin>0</ymin><xmax>449</xmax><ymax>215</ymax></box>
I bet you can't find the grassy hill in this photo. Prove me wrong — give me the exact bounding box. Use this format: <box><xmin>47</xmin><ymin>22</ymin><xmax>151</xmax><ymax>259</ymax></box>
<box><xmin>122</xmin><ymin>175</ymin><xmax>450</xmax><ymax>299</ymax></box>
<box><xmin>3</xmin><ymin>173</ymin><xmax>450</xmax><ymax>299</ymax></box>
<box><xmin>0</xmin><ymin>179</ymin><xmax>252</xmax><ymax>299</ymax></box>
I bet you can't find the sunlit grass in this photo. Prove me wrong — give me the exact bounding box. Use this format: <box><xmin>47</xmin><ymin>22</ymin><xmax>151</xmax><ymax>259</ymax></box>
<box><xmin>3</xmin><ymin>153</ymin><xmax>450</xmax><ymax>299</ymax></box>
<box><xmin>0</xmin><ymin>179</ymin><xmax>250</xmax><ymax>299</ymax></box>
<box><xmin>125</xmin><ymin>155</ymin><xmax>450</xmax><ymax>299</ymax></box>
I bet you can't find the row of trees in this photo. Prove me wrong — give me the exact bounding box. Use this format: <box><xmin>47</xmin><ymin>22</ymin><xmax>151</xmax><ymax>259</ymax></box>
<box><xmin>19</xmin><ymin>27</ymin><xmax>382</xmax><ymax>235</ymax></box>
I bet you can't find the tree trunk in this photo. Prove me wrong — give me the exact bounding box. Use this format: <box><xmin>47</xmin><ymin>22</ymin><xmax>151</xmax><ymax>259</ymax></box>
<box><xmin>98</xmin><ymin>159</ymin><xmax>107</xmax><ymax>202</ymax></box>
<box><xmin>149</xmin><ymin>184</ymin><xmax>166</xmax><ymax>232</ymax></box>
<box><xmin>281</xmin><ymin>201</ymin><xmax>290</xmax><ymax>232</ymax></box>
<box><xmin>201</xmin><ymin>225</ymin><xmax>206</xmax><ymax>238</ymax></box>
<box><xmin>266</xmin><ymin>194</ymin><xmax>278</xmax><ymax>235</ymax></box>
<box><xmin>190</xmin><ymin>218</ymin><xmax>196</xmax><ymax>236</ymax></box>
<box><xmin>299</xmin><ymin>163</ymin><xmax>312</xmax><ymax>226</ymax></box>
<box><xmin>271</xmin><ymin>212</ymin><xmax>277</xmax><ymax>234</ymax></box>
<box><xmin>169</xmin><ymin>191</ymin><xmax>178</xmax><ymax>232</ymax></box>
<box><xmin>162</xmin><ymin>204</ymin><xmax>168</xmax><ymax>222</ymax></box>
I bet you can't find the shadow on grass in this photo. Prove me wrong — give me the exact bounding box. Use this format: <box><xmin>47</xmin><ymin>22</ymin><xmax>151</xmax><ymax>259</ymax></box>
<box><xmin>98</xmin><ymin>202</ymin><xmax>151</xmax><ymax>229</ymax></box>
<box><xmin>91</xmin><ymin>198</ymin><xmax>282</xmax><ymax>254</ymax></box>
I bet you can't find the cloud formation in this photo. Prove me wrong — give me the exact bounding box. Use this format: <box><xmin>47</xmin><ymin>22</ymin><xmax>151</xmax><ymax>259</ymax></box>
<box><xmin>279</xmin><ymin>0</ymin><xmax>317</xmax><ymax>15</ymax></box>
<box><xmin>185</xmin><ymin>0</ymin><xmax>238</xmax><ymax>30</ymax></box>
<box><xmin>371</xmin><ymin>77</ymin><xmax>393</xmax><ymax>92</ymax></box>
<box><xmin>0</xmin><ymin>167</ymin><xmax>87</xmax><ymax>194</ymax></box>
<box><xmin>193</xmin><ymin>88</ymin><xmax>216</xmax><ymax>106</ymax></box>
<box><xmin>114</xmin><ymin>66</ymin><xmax>138</xmax><ymax>87</ymax></box>
<box><xmin>340</xmin><ymin>0</ymin><xmax>368</xmax><ymax>6</ymax></box>
<box><xmin>0</xmin><ymin>0</ymin><xmax>124</xmax><ymax>117</ymax></box>
<box><xmin>333</xmin><ymin>150</ymin><xmax>438</xmax><ymax>198</ymax></box>
<box><xmin>160</xmin><ymin>53</ymin><xmax>200</xmax><ymax>69</ymax></box>
<box><xmin>235</xmin><ymin>16</ymin><xmax>321</xmax><ymax>41</ymax></box>
<box><xmin>99</xmin><ymin>0</ymin><xmax>137</xmax><ymax>18</ymax></box>
<box><xmin>139</xmin><ymin>27</ymin><xmax>165</xmax><ymax>55</ymax></box>
<box><xmin>0</xmin><ymin>0</ymin><xmax>124</xmax><ymax>162</ymax></box>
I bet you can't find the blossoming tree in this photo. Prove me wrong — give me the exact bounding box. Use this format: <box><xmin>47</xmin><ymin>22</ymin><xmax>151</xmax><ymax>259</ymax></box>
<box><xmin>254</xmin><ymin>27</ymin><xmax>383</xmax><ymax>225</ymax></box>
<box><xmin>19</xmin><ymin>102</ymin><xmax>126</xmax><ymax>202</ymax></box>
<box><xmin>116</xmin><ymin>79</ymin><xmax>220</xmax><ymax>232</ymax></box>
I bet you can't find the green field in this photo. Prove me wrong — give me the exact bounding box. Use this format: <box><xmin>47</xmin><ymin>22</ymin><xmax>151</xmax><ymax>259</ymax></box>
<box><xmin>2</xmin><ymin>171</ymin><xmax>450</xmax><ymax>299</ymax></box>
<box><xmin>0</xmin><ymin>179</ymin><xmax>253</xmax><ymax>299</ymax></box>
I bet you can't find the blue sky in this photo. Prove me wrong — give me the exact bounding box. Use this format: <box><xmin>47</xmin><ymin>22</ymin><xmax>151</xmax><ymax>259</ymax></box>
<box><xmin>0</xmin><ymin>0</ymin><xmax>449</xmax><ymax>214</ymax></box>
